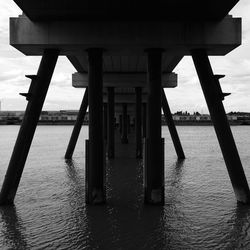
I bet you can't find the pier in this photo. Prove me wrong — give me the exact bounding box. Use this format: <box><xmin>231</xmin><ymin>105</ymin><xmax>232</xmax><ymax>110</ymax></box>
<box><xmin>1</xmin><ymin>0</ymin><xmax>250</xmax><ymax>205</ymax></box>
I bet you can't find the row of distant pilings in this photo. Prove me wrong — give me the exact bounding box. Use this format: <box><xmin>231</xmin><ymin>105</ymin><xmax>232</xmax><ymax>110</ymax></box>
<box><xmin>0</xmin><ymin>48</ymin><xmax>250</xmax><ymax>206</ymax></box>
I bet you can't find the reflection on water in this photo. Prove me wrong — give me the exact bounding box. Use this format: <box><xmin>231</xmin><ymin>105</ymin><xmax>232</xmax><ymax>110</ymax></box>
<box><xmin>169</xmin><ymin>159</ymin><xmax>185</xmax><ymax>188</ymax></box>
<box><xmin>224</xmin><ymin>203</ymin><xmax>250</xmax><ymax>249</ymax></box>
<box><xmin>0</xmin><ymin>126</ymin><xmax>250</xmax><ymax>249</ymax></box>
<box><xmin>0</xmin><ymin>206</ymin><xmax>28</xmax><ymax>250</ymax></box>
<box><xmin>64</xmin><ymin>152</ymin><xmax>166</xmax><ymax>249</ymax></box>
<box><xmin>63</xmin><ymin>159</ymin><xmax>89</xmax><ymax>250</ymax></box>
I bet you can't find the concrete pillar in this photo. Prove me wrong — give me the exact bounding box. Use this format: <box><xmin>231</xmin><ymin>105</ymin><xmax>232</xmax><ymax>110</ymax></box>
<box><xmin>142</xmin><ymin>103</ymin><xmax>147</xmax><ymax>138</ymax></box>
<box><xmin>0</xmin><ymin>49</ymin><xmax>59</xmax><ymax>205</ymax></box>
<box><xmin>119</xmin><ymin>114</ymin><xmax>122</xmax><ymax>134</ymax></box>
<box><xmin>65</xmin><ymin>88</ymin><xmax>88</xmax><ymax>159</ymax></box>
<box><xmin>144</xmin><ymin>48</ymin><xmax>164</xmax><ymax>205</ymax></box>
<box><xmin>107</xmin><ymin>87</ymin><xmax>115</xmax><ymax>158</ymax></box>
<box><xmin>136</xmin><ymin>87</ymin><xmax>142</xmax><ymax>158</ymax></box>
<box><xmin>121</xmin><ymin>103</ymin><xmax>128</xmax><ymax>144</ymax></box>
<box><xmin>103</xmin><ymin>103</ymin><xmax>107</xmax><ymax>142</ymax></box>
<box><xmin>191</xmin><ymin>49</ymin><xmax>250</xmax><ymax>204</ymax></box>
<box><xmin>127</xmin><ymin>115</ymin><xmax>131</xmax><ymax>134</ymax></box>
<box><xmin>86</xmin><ymin>48</ymin><xmax>105</xmax><ymax>204</ymax></box>
<box><xmin>161</xmin><ymin>88</ymin><xmax>185</xmax><ymax>159</ymax></box>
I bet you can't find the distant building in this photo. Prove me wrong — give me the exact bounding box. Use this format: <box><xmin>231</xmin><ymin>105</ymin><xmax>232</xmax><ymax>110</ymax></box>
<box><xmin>39</xmin><ymin>110</ymin><xmax>88</xmax><ymax>123</ymax></box>
<box><xmin>0</xmin><ymin>110</ymin><xmax>247</xmax><ymax>125</ymax></box>
<box><xmin>172</xmin><ymin>114</ymin><xmax>210</xmax><ymax>121</ymax></box>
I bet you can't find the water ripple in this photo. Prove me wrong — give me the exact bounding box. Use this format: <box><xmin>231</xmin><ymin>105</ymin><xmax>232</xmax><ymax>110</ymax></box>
<box><xmin>0</xmin><ymin>126</ymin><xmax>250</xmax><ymax>249</ymax></box>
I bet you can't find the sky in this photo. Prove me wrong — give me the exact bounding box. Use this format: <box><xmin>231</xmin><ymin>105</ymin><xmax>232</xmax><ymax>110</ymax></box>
<box><xmin>0</xmin><ymin>1</ymin><xmax>250</xmax><ymax>113</ymax></box>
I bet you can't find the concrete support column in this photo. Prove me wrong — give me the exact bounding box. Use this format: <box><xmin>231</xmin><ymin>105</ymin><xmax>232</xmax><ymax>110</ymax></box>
<box><xmin>107</xmin><ymin>87</ymin><xmax>115</xmax><ymax>158</ymax></box>
<box><xmin>144</xmin><ymin>48</ymin><xmax>164</xmax><ymax>205</ymax></box>
<box><xmin>161</xmin><ymin>88</ymin><xmax>185</xmax><ymax>160</ymax></box>
<box><xmin>103</xmin><ymin>103</ymin><xmax>107</xmax><ymax>142</ymax></box>
<box><xmin>136</xmin><ymin>87</ymin><xmax>142</xmax><ymax>158</ymax></box>
<box><xmin>86</xmin><ymin>48</ymin><xmax>105</xmax><ymax>204</ymax></box>
<box><xmin>121</xmin><ymin>103</ymin><xmax>128</xmax><ymax>144</ymax></box>
<box><xmin>191</xmin><ymin>49</ymin><xmax>250</xmax><ymax>204</ymax></box>
<box><xmin>127</xmin><ymin>115</ymin><xmax>131</xmax><ymax>134</ymax></box>
<box><xmin>119</xmin><ymin>114</ymin><xmax>122</xmax><ymax>134</ymax></box>
<box><xmin>65</xmin><ymin>88</ymin><xmax>88</xmax><ymax>159</ymax></box>
<box><xmin>0</xmin><ymin>49</ymin><xmax>59</xmax><ymax>205</ymax></box>
<box><xmin>142</xmin><ymin>103</ymin><xmax>147</xmax><ymax>138</ymax></box>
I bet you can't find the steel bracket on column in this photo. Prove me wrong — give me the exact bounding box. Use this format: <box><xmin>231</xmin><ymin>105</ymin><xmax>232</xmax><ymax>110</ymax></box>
<box><xmin>19</xmin><ymin>75</ymin><xmax>39</xmax><ymax>101</ymax></box>
<box><xmin>191</xmin><ymin>48</ymin><xmax>250</xmax><ymax>204</ymax></box>
<box><xmin>214</xmin><ymin>74</ymin><xmax>231</xmax><ymax>101</ymax></box>
<box><xmin>19</xmin><ymin>92</ymin><xmax>32</xmax><ymax>100</ymax></box>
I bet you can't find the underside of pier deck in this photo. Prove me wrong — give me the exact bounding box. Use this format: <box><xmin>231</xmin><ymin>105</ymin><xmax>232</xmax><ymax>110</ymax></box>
<box><xmin>2</xmin><ymin>0</ymin><xmax>248</xmax><ymax>206</ymax></box>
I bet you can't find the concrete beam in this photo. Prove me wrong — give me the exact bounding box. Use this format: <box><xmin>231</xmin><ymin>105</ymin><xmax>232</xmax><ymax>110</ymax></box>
<box><xmin>103</xmin><ymin>93</ymin><xmax>148</xmax><ymax>104</ymax></box>
<box><xmin>68</xmin><ymin>54</ymin><xmax>182</xmax><ymax>74</ymax></box>
<box><xmin>13</xmin><ymin>0</ymin><xmax>239</xmax><ymax>22</ymax></box>
<box><xmin>72</xmin><ymin>72</ymin><xmax>177</xmax><ymax>88</ymax></box>
<box><xmin>10</xmin><ymin>16</ymin><xmax>241</xmax><ymax>56</ymax></box>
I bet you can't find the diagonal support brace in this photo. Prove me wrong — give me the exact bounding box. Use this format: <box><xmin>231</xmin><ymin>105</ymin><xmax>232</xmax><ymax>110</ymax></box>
<box><xmin>161</xmin><ymin>88</ymin><xmax>185</xmax><ymax>159</ymax></box>
<box><xmin>0</xmin><ymin>49</ymin><xmax>59</xmax><ymax>205</ymax></box>
<box><xmin>191</xmin><ymin>49</ymin><xmax>250</xmax><ymax>204</ymax></box>
<box><xmin>65</xmin><ymin>88</ymin><xmax>88</xmax><ymax>159</ymax></box>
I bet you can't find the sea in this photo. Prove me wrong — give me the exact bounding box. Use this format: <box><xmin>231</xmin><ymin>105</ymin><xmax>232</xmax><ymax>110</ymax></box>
<box><xmin>0</xmin><ymin>125</ymin><xmax>250</xmax><ymax>250</ymax></box>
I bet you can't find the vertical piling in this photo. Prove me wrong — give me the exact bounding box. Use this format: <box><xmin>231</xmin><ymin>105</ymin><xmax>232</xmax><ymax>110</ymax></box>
<box><xmin>121</xmin><ymin>103</ymin><xmax>128</xmax><ymax>144</ymax></box>
<box><xmin>136</xmin><ymin>87</ymin><xmax>142</xmax><ymax>158</ymax></box>
<box><xmin>142</xmin><ymin>103</ymin><xmax>147</xmax><ymax>138</ymax></box>
<box><xmin>161</xmin><ymin>88</ymin><xmax>185</xmax><ymax>159</ymax></box>
<box><xmin>65</xmin><ymin>88</ymin><xmax>88</xmax><ymax>159</ymax></box>
<box><xmin>0</xmin><ymin>49</ymin><xmax>59</xmax><ymax>205</ymax></box>
<box><xmin>127</xmin><ymin>115</ymin><xmax>131</xmax><ymax>134</ymax></box>
<box><xmin>86</xmin><ymin>48</ymin><xmax>105</xmax><ymax>204</ymax></box>
<box><xmin>107</xmin><ymin>87</ymin><xmax>115</xmax><ymax>158</ymax></box>
<box><xmin>119</xmin><ymin>114</ymin><xmax>122</xmax><ymax>134</ymax></box>
<box><xmin>191</xmin><ymin>49</ymin><xmax>250</xmax><ymax>204</ymax></box>
<box><xmin>144</xmin><ymin>48</ymin><xmax>165</xmax><ymax>205</ymax></box>
<box><xmin>103</xmin><ymin>103</ymin><xmax>108</xmax><ymax>142</ymax></box>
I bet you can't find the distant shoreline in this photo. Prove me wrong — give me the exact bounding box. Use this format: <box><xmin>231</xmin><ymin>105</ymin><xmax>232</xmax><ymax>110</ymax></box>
<box><xmin>0</xmin><ymin>121</ymin><xmax>249</xmax><ymax>126</ymax></box>
<box><xmin>162</xmin><ymin>121</ymin><xmax>250</xmax><ymax>126</ymax></box>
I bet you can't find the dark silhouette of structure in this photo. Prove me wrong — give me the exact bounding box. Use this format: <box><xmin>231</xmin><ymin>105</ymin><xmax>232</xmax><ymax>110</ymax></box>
<box><xmin>1</xmin><ymin>0</ymin><xmax>249</xmax><ymax>205</ymax></box>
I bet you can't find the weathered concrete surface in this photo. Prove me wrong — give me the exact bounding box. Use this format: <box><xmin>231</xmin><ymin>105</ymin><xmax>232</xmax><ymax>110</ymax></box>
<box><xmin>10</xmin><ymin>16</ymin><xmax>241</xmax><ymax>56</ymax></box>
<box><xmin>72</xmin><ymin>72</ymin><xmax>177</xmax><ymax>88</ymax></box>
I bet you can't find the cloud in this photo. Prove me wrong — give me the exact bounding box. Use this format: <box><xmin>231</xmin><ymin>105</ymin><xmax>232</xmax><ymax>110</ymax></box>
<box><xmin>166</xmin><ymin>0</ymin><xmax>250</xmax><ymax>113</ymax></box>
<box><xmin>0</xmin><ymin>1</ymin><xmax>250</xmax><ymax>112</ymax></box>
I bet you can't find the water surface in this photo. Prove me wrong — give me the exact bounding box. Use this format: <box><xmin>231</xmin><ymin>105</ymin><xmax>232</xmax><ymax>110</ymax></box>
<box><xmin>0</xmin><ymin>125</ymin><xmax>250</xmax><ymax>249</ymax></box>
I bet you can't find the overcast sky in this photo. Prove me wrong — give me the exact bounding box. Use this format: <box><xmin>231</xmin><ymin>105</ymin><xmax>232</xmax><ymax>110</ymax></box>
<box><xmin>1</xmin><ymin>1</ymin><xmax>250</xmax><ymax>113</ymax></box>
